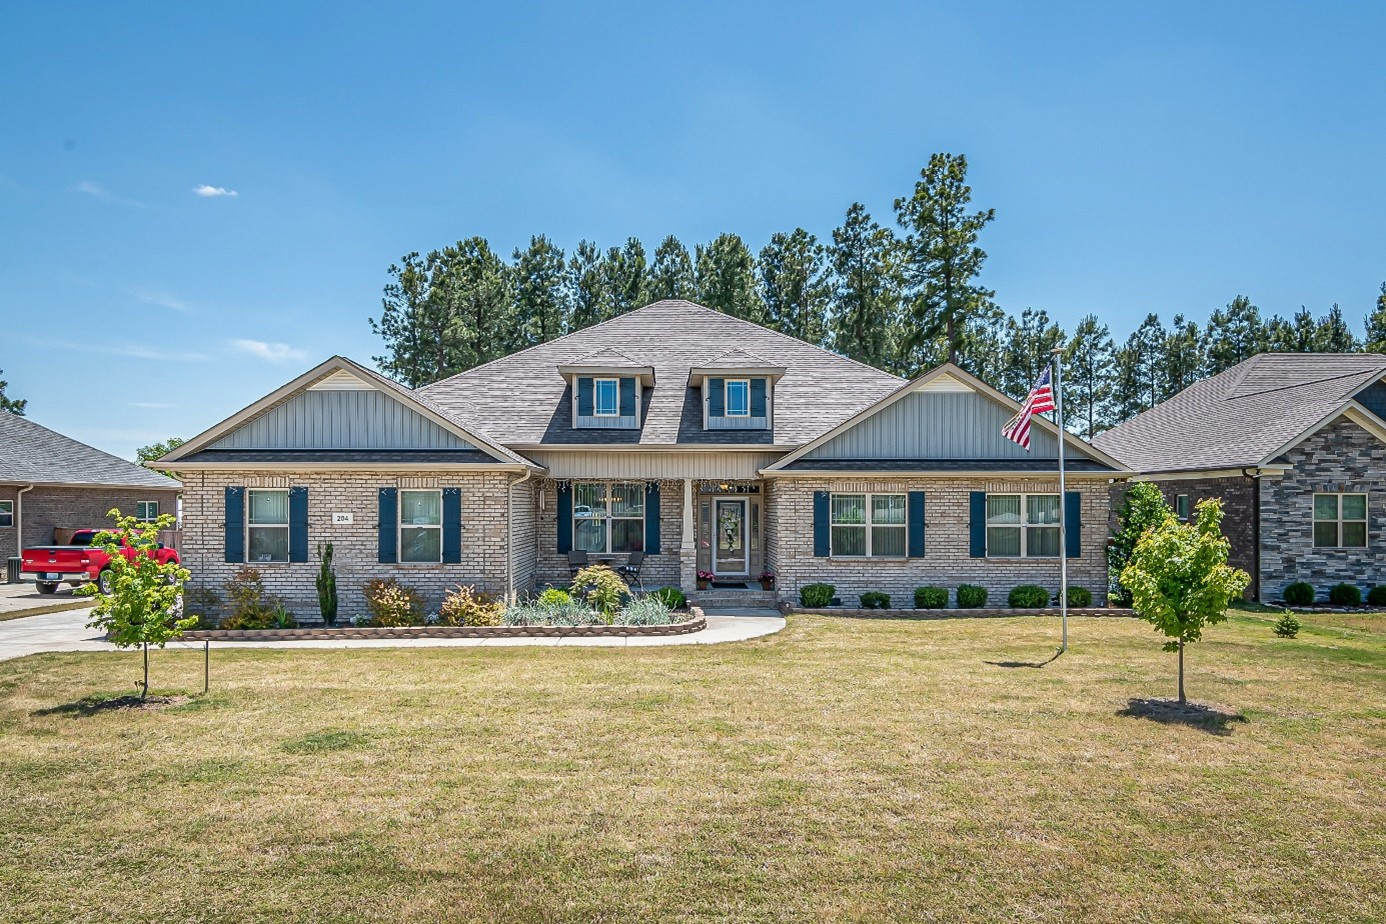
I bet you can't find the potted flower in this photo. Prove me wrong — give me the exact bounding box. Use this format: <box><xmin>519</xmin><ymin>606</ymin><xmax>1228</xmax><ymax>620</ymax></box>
<box><xmin>696</xmin><ymin>570</ymin><xmax>714</xmax><ymax>590</ymax></box>
<box><xmin>757</xmin><ymin>571</ymin><xmax>776</xmax><ymax>591</ymax></box>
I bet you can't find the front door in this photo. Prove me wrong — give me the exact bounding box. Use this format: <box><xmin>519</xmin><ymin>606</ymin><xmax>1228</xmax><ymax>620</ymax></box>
<box><xmin>712</xmin><ymin>498</ymin><xmax>749</xmax><ymax>576</ymax></box>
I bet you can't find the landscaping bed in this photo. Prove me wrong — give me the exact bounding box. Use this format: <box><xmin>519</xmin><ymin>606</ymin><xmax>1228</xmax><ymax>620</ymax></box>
<box><xmin>784</xmin><ymin>605</ymin><xmax>1134</xmax><ymax>618</ymax></box>
<box><xmin>183</xmin><ymin>609</ymin><xmax>706</xmax><ymax>641</ymax></box>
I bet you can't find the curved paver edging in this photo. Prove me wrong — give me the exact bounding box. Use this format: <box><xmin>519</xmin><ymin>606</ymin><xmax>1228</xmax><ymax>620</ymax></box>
<box><xmin>182</xmin><ymin>610</ymin><xmax>707</xmax><ymax>642</ymax></box>
<box><xmin>784</xmin><ymin>606</ymin><xmax>1135</xmax><ymax>619</ymax></box>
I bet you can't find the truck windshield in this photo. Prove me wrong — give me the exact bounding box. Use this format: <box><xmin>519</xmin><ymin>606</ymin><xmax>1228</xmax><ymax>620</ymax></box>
<box><xmin>70</xmin><ymin>531</ymin><xmax>100</xmax><ymax>546</ymax></box>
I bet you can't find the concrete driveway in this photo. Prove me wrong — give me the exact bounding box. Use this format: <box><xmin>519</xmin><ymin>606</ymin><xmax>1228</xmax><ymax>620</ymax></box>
<box><xmin>0</xmin><ymin>581</ymin><xmax>95</xmax><ymax>620</ymax></box>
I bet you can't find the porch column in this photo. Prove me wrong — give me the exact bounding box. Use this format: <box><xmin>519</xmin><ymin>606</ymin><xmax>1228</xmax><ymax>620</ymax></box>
<box><xmin>680</xmin><ymin>478</ymin><xmax>697</xmax><ymax>591</ymax></box>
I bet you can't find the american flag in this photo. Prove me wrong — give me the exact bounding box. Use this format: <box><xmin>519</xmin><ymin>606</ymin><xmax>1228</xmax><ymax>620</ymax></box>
<box><xmin>1002</xmin><ymin>365</ymin><xmax>1056</xmax><ymax>450</ymax></box>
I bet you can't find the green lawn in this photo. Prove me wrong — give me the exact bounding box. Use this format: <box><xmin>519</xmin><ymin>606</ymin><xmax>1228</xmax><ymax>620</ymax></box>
<box><xmin>1</xmin><ymin>612</ymin><xmax>1383</xmax><ymax>923</ymax></box>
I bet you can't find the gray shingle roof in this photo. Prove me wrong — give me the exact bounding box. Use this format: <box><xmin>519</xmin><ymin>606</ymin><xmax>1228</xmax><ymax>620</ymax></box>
<box><xmin>1093</xmin><ymin>353</ymin><xmax>1386</xmax><ymax>473</ymax></box>
<box><xmin>417</xmin><ymin>300</ymin><xmax>904</xmax><ymax>447</ymax></box>
<box><xmin>0</xmin><ymin>413</ymin><xmax>181</xmax><ymax>489</ymax></box>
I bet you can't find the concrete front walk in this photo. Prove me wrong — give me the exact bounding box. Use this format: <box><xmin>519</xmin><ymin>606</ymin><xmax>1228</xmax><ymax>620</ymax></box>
<box><xmin>0</xmin><ymin>610</ymin><xmax>785</xmax><ymax>662</ymax></box>
<box><xmin>0</xmin><ymin>581</ymin><xmax>95</xmax><ymax>621</ymax></box>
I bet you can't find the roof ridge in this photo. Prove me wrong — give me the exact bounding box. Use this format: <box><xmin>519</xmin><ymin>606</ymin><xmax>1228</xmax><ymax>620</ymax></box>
<box><xmin>1225</xmin><ymin>367</ymin><xmax>1384</xmax><ymax>401</ymax></box>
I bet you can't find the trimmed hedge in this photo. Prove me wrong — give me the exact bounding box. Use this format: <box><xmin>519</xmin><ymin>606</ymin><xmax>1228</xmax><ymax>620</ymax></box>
<box><xmin>1008</xmin><ymin>585</ymin><xmax>1051</xmax><ymax>608</ymax></box>
<box><xmin>956</xmin><ymin>584</ymin><xmax>988</xmax><ymax>608</ymax></box>
<box><xmin>1368</xmin><ymin>586</ymin><xmax>1386</xmax><ymax>607</ymax></box>
<box><xmin>914</xmin><ymin>586</ymin><xmax>949</xmax><ymax>609</ymax></box>
<box><xmin>649</xmin><ymin>586</ymin><xmax>686</xmax><ymax>609</ymax></box>
<box><xmin>1283</xmin><ymin>582</ymin><xmax>1315</xmax><ymax>607</ymax></box>
<box><xmin>859</xmin><ymin>591</ymin><xmax>891</xmax><ymax>609</ymax></box>
<box><xmin>800</xmin><ymin>583</ymin><xmax>835</xmax><ymax>608</ymax></box>
<box><xmin>1328</xmin><ymin>583</ymin><xmax>1361</xmax><ymax>606</ymax></box>
<box><xmin>1067</xmin><ymin>586</ymin><xmax>1093</xmax><ymax>608</ymax></box>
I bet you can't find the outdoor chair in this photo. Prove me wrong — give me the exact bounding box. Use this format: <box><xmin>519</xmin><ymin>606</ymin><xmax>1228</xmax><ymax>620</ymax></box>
<box><xmin>567</xmin><ymin>550</ymin><xmax>589</xmax><ymax>577</ymax></box>
<box><xmin>617</xmin><ymin>551</ymin><xmax>645</xmax><ymax>590</ymax></box>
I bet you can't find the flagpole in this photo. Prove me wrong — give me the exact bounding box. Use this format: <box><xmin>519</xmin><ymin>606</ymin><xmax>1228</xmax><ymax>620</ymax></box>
<box><xmin>1051</xmin><ymin>346</ymin><xmax>1068</xmax><ymax>654</ymax></box>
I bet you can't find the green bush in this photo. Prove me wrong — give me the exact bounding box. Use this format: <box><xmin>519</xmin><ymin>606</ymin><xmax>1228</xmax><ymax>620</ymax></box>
<box><xmin>1368</xmin><ymin>586</ymin><xmax>1386</xmax><ymax>607</ymax></box>
<box><xmin>269</xmin><ymin>604</ymin><xmax>298</xmax><ymax>629</ymax></box>
<box><xmin>219</xmin><ymin>567</ymin><xmax>281</xmax><ymax>629</ymax></box>
<box><xmin>859</xmin><ymin>591</ymin><xmax>891</xmax><ymax>609</ymax></box>
<box><xmin>437</xmin><ymin>584</ymin><xmax>503</xmax><ymax>627</ymax></box>
<box><xmin>571</xmin><ymin>565</ymin><xmax>630</xmax><ymax>618</ymax></box>
<box><xmin>956</xmin><ymin>584</ymin><xmax>988</xmax><ymax>608</ymax></box>
<box><xmin>1328</xmin><ymin>583</ymin><xmax>1361</xmax><ymax>607</ymax></box>
<box><xmin>799</xmin><ymin>582</ymin><xmax>835</xmax><ymax>608</ymax></box>
<box><xmin>914</xmin><ymin>586</ymin><xmax>948</xmax><ymax>609</ymax></box>
<box><xmin>649</xmin><ymin>586</ymin><xmax>686</xmax><ymax>609</ymax></box>
<box><xmin>502</xmin><ymin>601</ymin><xmax>602</xmax><ymax>627</ymax></box>
<box><xmin>363</xmin><ymin>578</ymin><xmax>426</xmax><ymax>627</ymax></box>
<box><xmin>537</xmin><ymin>587</ymin><xmax>572</xmax><ymax>606</ymax></box>
<box><xmin>182</xmin><ymin>585</ymin><xmax>223</xmax><ymax>621</ymax></box>
<box><xmin>616</xmin><ymin>597</ymin><xmax>675</xmax><ymax>626</ymax></box>
<box><xmin>1067</xmin><ymin>587</ymin><xmax>1093</xmax><ymax>608</ymax></box>
<box><xmin>1283</xmin><ymin>582</ymin><xmax>1315</xmax><ymax>607</ymax></box>
<box><xmin>1274</xmin><ymin>612</ymin><xmax>1301</xmax><ymax>638</ymax></box>
<box><xmin>1008</xmin><ymin>585</ymin><xmax>1050</xmax><ymax>608</ymax></box>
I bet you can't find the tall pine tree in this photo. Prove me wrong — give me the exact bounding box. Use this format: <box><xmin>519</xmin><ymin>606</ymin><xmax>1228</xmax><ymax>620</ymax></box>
<box><xmin>695</xmin><ymin>234</ymin><xmax>763</xmax><ymax>322</ymax></box>
<box><xmin>1317</xmin><ymin>303</ymin><xmax>1359</xmax><ymax>352</ymax></box>
<box><xmin>447</xmin><ymin>238</ymin><xmax>515</xmax><ymax>367</ymax></box>
<box><xmin>567</xmin><ymin>240</ymin><xmax>609</xmax><ymax>331</ymax></box>
<box><xmin>1162</xmin><ymin>314</ymin><xmax>1206</xmax><ymax>398</ymax></box>
<box><xmin>372</xmin><ymin>250</ymin><xmax>467</xmax><ymax>388</ymax></box>
<box><xmin>604</xmin><ymin>237</ymin><xmax>651</xmax><ymax>316</ymax></box>
<box><xmin>1366</xmin><ymin>283</ymin><xmax>1386</xmax><ymax>354</ymax></box>
<box><xmin>1063</xmin><ymin>315</ymin><xmax>1115</xmax><ymax>439</ymax></box>
<box><xmin>512</xmin><ymin>235</ymin><xmax>569</xmax><ymax>346</ymax></box>
<box><xmin>828</xmin><ymin>203</ymin><xmax>901</xmax><ymax>372</ymax></box>
<box><xmin>0</xmin><ymin>368</ymin><xmax>25</xmax><ymax>415</ymax></box>
<box><xmin>1111</xmin><ymin>314</ymin><xmax>1166</xmax><ymax>419</ymax></box>
<box><xmin>1204</xmin><ymin>295</ymin><xmax>1265</xmax><ymax>374</ymax></box>
<box><xmin>759</xmin><ymin>228</ymin><xmax>831</xmax><ymax>346</ymax></box>
<box><xmin>649</xmin><ymin>235</ymin><xmax>695</xmax><ymax>300</ymax></box>
<box><xmin>1000</xmin><ymin>308</ymin><xmax>1063</xmax><ymax>399</ymax></box>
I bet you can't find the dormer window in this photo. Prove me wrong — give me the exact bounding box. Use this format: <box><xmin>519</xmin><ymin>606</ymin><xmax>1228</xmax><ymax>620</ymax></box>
<box><xmin>725</xmin><ymin>379</ymin><xmax>751</xmax><ymax>417</ymax></box>
<box><xmin>594</xmin><ymin>378</ymin><xmax>620</xmax><ymax>417</ymax></box>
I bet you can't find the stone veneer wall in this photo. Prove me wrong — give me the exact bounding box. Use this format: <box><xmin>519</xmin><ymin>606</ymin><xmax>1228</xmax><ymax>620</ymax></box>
<box><xmin>0</xmin><ymin>485</ymin><xmax>182</xmax><ymax>560</ymax></box>
<box><xmin>769</xmin><ymin>476</ymin><xmax>1114</xmax><ymax>606</ymax></box>
<box><xmin>534</xmin><ymin>480</ymin><xmax>684</xmax><ymax>591</ymax></box>
<box><xmin>1259</xmin><ymin>417</ymin><xmax>1386</xmax><ymax>600</ymax></box>
<box><xmin>180</xmin><ymin>470</ymin><xmax>514</xmax><ymax>620</ymax></box>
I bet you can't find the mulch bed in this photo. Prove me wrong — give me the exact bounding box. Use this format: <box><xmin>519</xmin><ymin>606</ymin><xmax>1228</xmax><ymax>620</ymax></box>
<box><xmin>182</xmin><ymin>610</ymin><xmax>707</xmax><ymax>642</ymax></box>
<box><xmin>784</xmin><ymin>606</ymin><xmax>1135</xmax><ymax>619</ymax></box>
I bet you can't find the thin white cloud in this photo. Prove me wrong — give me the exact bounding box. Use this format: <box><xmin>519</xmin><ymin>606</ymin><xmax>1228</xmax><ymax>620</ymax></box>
<box><xmin>75</xmin><ymin>180</ymin><xmax>147</xmax><ymax>208</ymax></box>
<box><xmin>229</xmin><ymin>339</ymin><xmax>308</xmax><ymax>363</ymax></box>
<box><xmin>133</xmin><ymin>289</ymin><xmax>190</xmax><ymax>312</ymax></box>
<box><xmin>193</xmin><ymin>184</ymin><xmax>238</xmax><ymax>198</ymax></box>
<box><xmin>26</xmin><ymin>337</ymin><xmax>208</xmax><ymax>362</ymax></box>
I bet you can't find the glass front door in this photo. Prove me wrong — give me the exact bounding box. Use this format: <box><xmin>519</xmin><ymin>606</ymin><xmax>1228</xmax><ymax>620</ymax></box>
<box><xmin>713</xmin><ymin>498</ymin><xmax>749</xmax><ymax>576</ymax></box>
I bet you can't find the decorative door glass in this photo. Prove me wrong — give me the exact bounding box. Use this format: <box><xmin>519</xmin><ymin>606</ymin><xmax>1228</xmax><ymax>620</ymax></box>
<box><xmin>714</xmin><ymin>499</ymin><xmax>748</xmax><ymax>575</ymax></box>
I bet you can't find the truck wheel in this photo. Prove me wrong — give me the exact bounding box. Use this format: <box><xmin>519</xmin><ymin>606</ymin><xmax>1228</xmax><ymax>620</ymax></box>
<box><xmin>97</xmin><ymin>569</ymin><xmax>115</xmax><ymax>595</ymax></box>
<box><xmin>36</xmin><ymin>582</ymin><xmax>59</xmax><ymax>595</ymax></box>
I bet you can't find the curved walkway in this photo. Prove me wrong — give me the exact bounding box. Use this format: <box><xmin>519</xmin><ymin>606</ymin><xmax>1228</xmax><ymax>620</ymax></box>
<box><xmin>0</xmin><ymin>609</ymin><xmax>785</xmax><ymax>661</ymax></box>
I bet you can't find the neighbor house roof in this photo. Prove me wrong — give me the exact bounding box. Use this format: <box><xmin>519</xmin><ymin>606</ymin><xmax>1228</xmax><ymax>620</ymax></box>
<box><xmin>417</xmin><ymin>300</ymin><xmax>904</xmax><ymax>447</ymax></box>
<box><xmin>0</xmin><ymin>413</ymin><xmax>181</xmax><ymax>490</ymax></box>
<box><xmin>1093</xmin><ymin>353</ymin><xmax>1386</xmax><ymax>473</ymax></box>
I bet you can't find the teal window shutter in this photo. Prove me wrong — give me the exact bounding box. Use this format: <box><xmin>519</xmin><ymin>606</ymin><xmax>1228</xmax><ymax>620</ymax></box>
<box><xmin>288</xmin><ymin>487</ymin><xmax>309</xmax><ymax>563</ymax></box>
<box><xmin>750</xmin><ymin>378</ymin><xmax>767</xmax><ymax>417</ymax></box>
<box><xmin>813</xmin><ymin>491</ymin><xmax>830</xmax><ymax>557</ymax></box>
<box><xmin>224</xmin><ymin>486</ymin><xmax>245</xmax><ymax>563</ymax></box>
<box><xmin>1064</xmin><ymin>491</ymin><xmax>1082</xmax><ymax>559</ymax></box>
<box><xmin>442</xmin><ymin>488</ymin><xmax>462</xmax><ymax>564</ymax></box>
<box><xmin>969</xmin><ymin>492</ymin><xmax>987</xmax><ymax>558</ymax></box>
<box><xmin>378</xmin><ymin>488</ymin><xmax>397</xmax><ymax>563</ymax></box>
<box><xmin>708</xmin><ymin>378</ymin><xmax>725</xmax><ymax>417</ymax></box>
<box><xmin>644</xmin><ymin>483</ymin><xmax>661</xmax><ymax>553</ymax></box>
<box><xmin>556</xmin><ymin>484</ymin><xmax>572</xmax><ymax>553</ymax></box>
<box><xmin>576</xmin><ymin>377</ymin><xmax>594</xmax><ymax>417</ymax></box>
<box><xmin>908</xmin><ymin>491</ymin><xmax>925</xmax><ymax>558</ymax></box>
<box><xmin>619</xmin><ymin>377</ymin><xmax>636</xmax><ymax>417</ymax></box>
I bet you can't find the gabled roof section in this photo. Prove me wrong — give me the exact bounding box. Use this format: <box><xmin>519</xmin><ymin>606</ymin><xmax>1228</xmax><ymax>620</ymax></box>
<box><xmin>157</xmin><ymin>357</ymin><xmax>540</xmax><ymax>470</ymax></box>
<box><xmin>417</xmin><ymin>300</ymin><xmax>904</xmax><ymax>447</ymax></box>
<box><xmin>556</xmin><ymin>347</ymin><xmax>656</xmax><ymax>385</ymax></box>
<box><xmin>1093</xmin><ymin>353</ymin><xmax>1386</xmax><ymax>473</ymax></box>
<box><xmin>687</xmin><ymin>348</ymin><xmax>788</xmax><ymax>386</ymax></box>
<box><xmin>0</xmin><ymin>413</ymin><xmax>181</xmax><ymax>489</ymax></box>
<box><xmin>764</xmin><ymin>362</ymin><xmax>1129</xmax><ymax>473</ymax></box>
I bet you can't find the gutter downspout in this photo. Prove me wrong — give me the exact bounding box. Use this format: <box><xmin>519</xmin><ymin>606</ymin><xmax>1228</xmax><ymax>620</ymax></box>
<box><xmin>16</xmin><ymin>485</ymin><xmax>34</xmax><ymax>563</ymax></box>
<box><xmin>507</xmin><ymin>469</ymin><xmax>535</xmax><ymax>602</ymax></box>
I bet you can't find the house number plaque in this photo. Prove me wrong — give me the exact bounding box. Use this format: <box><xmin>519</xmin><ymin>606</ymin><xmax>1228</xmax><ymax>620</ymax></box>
<box><xmin>332</xmin><ymin>513</ymin><xmax>354</xmax><ymax>525</ymax></box>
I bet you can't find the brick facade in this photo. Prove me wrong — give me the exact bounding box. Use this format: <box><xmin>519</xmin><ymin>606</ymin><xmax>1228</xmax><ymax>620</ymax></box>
<box><xmin>768</xmin><ymin>476</ymin><xmax>1113</xmax><ymax>606</ymax></box>
<box><xmin>1121</xmin><ymin>475</ymin><xmax>1259</xmax><ymax>598</ymax></box>
<box><xmin>0</xmin><ymin>485</ymin><xmax>181</xmax><ymax>560</ymax></box>
<box><xmin>533</xmin><ymin>479</ymin><xmax>685</xmax><ymax>591</ymax></box>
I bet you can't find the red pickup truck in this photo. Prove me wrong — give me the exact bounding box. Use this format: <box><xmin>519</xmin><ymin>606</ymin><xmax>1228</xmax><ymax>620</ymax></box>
<box><xmin>21</xmin><ymin>529</ymin><xmax>181</xmax><ymax>595</ymax></box>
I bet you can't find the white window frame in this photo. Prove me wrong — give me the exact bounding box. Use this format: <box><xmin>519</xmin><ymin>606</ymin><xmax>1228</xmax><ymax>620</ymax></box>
<box><xmin>829</xmin><ymin>492</ymin><xmax>907</xmax><ymax>558</ymax></box>
<box><xmin>725</xmin><ymin>378</ymin><xmax>751</xmax><ymax>417</ymax></box>
<box><xmin>399</xmin><ymin>489</ymin><xmax>444</xmax><ymax>564</ymax></box>
<box><xmin>1175</xmin><ymin>495</ymin><xmax>1190</xmax><ymax>521</ymax></box>
<box><xmin>1313</xmin><ymin>492</ymin><xmax>1367</xmax><ymax>549</ymax></box>
<box><xmin>0</xmin><ymin>500</ymin><xmax>12</xmax><ymax>528</ymax></box>
<box><xmin>986</xmin><ymin>493</ymin><xmax>1061</xmax><ymax>559</ymax></box>
<box><xmin>573</xmin><ymin>481</ymin><xmax>645</xmax><ymax>554</ymax></box>
<box><xmin>246</xmin><ymin>489</ymin><xmax>290</xmax><ymax>564</ymax></box>
<box><xmin>593</xmin><ymin>377</ymin><xmax>620</xmax><ymax>417</ymax></box>
<box><xmin>136</xmin><ymin>500</ymin><xmax>159</xmax><ymax>521</ymax></box>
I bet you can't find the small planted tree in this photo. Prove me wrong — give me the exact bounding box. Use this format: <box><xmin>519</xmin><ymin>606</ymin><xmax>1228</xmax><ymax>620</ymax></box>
<box><xmin>1120</xmin><ymin>499</ymin><xmax>1250</xmax><ymax>704</ymax></box>
<box><xmin>316</xmin><ymin>542</ymin><xmax>338</xmax><ymax>627</ymax></box>
<box><xmin>79</xmin><ymin>509</ymin><xmax>194</xmax><ymax>700</ymax></box>
<box><xmin>1108</xmin><ymin>482</ymin><xmax>1173</xmax><ymax>605</ymax></box>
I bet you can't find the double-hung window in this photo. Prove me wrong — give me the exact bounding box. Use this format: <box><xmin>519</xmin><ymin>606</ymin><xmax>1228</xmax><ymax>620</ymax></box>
<box><xmin>830</xmin><ymin>493</ymin><xmax>906</xmax><ymax>557</ymax></box>
<box><xmin>1313</xmin><ymin>493</ymin><xmax>1367</xmax><ymax>548</ymax></box>
<box><xmin>1175</xmin><ymin>495</ymin><xmax>1190</xmax><ymax>521</ymax></box>
<box><xmin>573</xmin><ymin>482</ymin><xmax>644</xmax><ymax>553</ymax></box>
<box><xmin>400</xmin><ymin>490</ymin><xmax>443</xmax><ymax>563</ymax></box>
<box><xmin>0</xmin><ymin>500</ymin><xmax>12</xmax><ymax>528</ymax></box>
<box><xmin>986</xmin><ymin>493</ymin><xmax>1060</xmax><ymax>557</ymax></box>
<box><xmin>247</xmin><ymin>489</ymin><xmax>289</xmax><ymax>563</ymax></box>
<box><xmin>725</xmin><ymin>379</ymin><xmax>750</xmax><ymax>417</ymax></box>
<box><xmin>594</xmin><ymin>378</ymin><xmax>620</xmax><ymax>417</ymax></box>
<box><xmin>137</xmin><ymin>500</ymin><xmax>159</xmax><ymax>521</ymax></box>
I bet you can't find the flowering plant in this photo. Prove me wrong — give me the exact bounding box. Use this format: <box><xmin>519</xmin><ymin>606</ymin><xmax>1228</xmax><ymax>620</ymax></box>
<box><xmin>696</xmin><ymin>570</ymin><xmax>715</xmax><ymax>581</ymax></box>
<box><xmin>757</xmin><ymin>571</ymin><xmax>776</xmax><ymax>582</ymax></box>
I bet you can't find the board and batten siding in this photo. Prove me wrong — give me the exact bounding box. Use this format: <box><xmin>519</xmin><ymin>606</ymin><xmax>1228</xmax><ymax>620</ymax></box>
<box><xmin>801</xmin><ymin>390</ymin><xmax>1098</xmax><ymax>462</ymax></box>
<box><xmin>528</xmin><ymin>450</ymin><xmax>781</xmax><ymax>481</ymax></box>
<box><xmin>209</xmin><ymin>389</ymin><xmax>474</xmax><ymax>451</ymax></box>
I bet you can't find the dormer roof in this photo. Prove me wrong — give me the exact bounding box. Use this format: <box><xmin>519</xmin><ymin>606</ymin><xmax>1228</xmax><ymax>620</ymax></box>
<box><xmin>557</xmin><ymin>347</ymin><xmax>655</xmax><ymax>385</ymax></box>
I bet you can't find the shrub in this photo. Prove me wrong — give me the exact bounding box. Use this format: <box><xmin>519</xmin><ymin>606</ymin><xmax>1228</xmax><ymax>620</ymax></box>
<box><xmin>219</xmin><ymin>567</ymin><xmax>281</xmax><ymax>630</ymax></box>
<box><xmin>914</xmin><ymin>586</ymin><xmax>948</xmax><ymax>609</ymax></box>
<box><xmin>182</xmin><ymin>586</ymin><xmax>223</xmax><ymax>621</ymax></box>
<box><xmin>571</xmin><ymin>565</ymin><xmax>630</xmax><ymax>618</ymax></box>
<box><xmin>617</xmin><ymin>597</ymin><xmax>675</xmax><ymax>626</ymax></box>
<box><xmin>438</xmin><ymin>584</ymin><xmax>503</xmax><ymax>627</ymax></box>
<box><xmin>1108</xmin><ymin>482</ymin><xmax>1175</xmax><ymax>605</ymax></box>
<box><xmin>1008</xmin><ymin>585</ymin><xmax>1050</xmax><ymax>608</ymax></box>
<box><xmin>502</xmin><ymin>601</ymin><xmax>602</xmax><ymax>627</ymax></box>
<box><xmin>537</xmin><ymin>587</ymin><xmax>572</xmax><ymax>606</ymax></box>
<box><xmin>956</xmin><ymin>584</ymin><xmax>988</xmax><ymax>608</ymax></box>
<box><xmin>1368</xmin><ymin>586</ymin><xmax>1386</xmax><ymax>607</ymax></box>
<box><xmin>1283</xmin><ymin>582</ymin><xmax>1315</xmax><ymax>607</ymax></box>
<box><xmin>859</xmin><ymin>591</ymin><xmax>891</xmax><ymax>609</ymax></box>
<box><xmin>799</xmin><ymin>582</ymin><xmax>835</xmax><ymax>608</ymax></box>
<box><xmin>363</xmin><ymin>578</ymin><xmax>426</xmax><ymax>627</ymax></box>
<box><xmin>1328</xmin><ymin>583</ymin><xmax>1361</xmax><ymax>607</ymax></box>
<box><xmin>649</xmin><ymin>586</ymin><xmax>686</xmax><ymax>609</ymax></box>
<box><xmin>1274</xmin><ymin>612</ymin><xmax>1301</xmax><ymax>638</ymax></box>
<box><xmin>316</xmin><ymin>542</ymin><xmax>338</xmax><ymax>627</ymax></box>
<box><xmin>1067</xmin><ymin>586</ymin><xmax>1093</xmax><ymax>608</ymax></box>
<box><xmin>269</xmin><ymin>604</ymin><xmax>298</xmax><ymax>629</ymax></box>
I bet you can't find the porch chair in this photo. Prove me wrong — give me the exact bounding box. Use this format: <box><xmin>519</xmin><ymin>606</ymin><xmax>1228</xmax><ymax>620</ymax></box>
<box><xmin>567</xmin><ymin>550</ymin><xmax>589</xmax><ymax>578</ymax></box>
<box><xmin>617</xmin><ymin>551</ymin><xmax>645</xmax><ymax>591</ymax></box>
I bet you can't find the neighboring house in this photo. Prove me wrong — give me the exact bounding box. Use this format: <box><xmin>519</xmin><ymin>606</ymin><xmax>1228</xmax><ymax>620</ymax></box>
<box><xmin>1094</xmin><ymin>353</ymin><xmax>1386</xmax><ymax>602</ymax></box>
<box><xmin>157</xmin><ymin>300</ymin><xmax>1128</xmax><ymax>618</ymax></box>
<box><xmin>0</xmin><ymin>413</ymin><xmax>182</xmax><ymax>562</ymax></box>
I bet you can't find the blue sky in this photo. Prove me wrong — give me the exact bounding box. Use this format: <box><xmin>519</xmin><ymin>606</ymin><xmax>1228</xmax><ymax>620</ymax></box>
<box><xmin>2</xmin><ymin>1</ymin><xmax>1383</xmax><ymax>460</ymax></box>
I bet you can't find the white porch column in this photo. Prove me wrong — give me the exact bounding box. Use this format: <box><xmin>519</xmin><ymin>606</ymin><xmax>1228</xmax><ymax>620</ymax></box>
<box><xmin>680</xmin><ymin>478</ymin><xmax>697</xmax><ymax>590</ymax></box>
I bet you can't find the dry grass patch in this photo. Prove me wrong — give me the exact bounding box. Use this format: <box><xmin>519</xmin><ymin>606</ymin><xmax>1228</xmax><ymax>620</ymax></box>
<box><xmin>0</xmin><ymin>614</ymin><xmax>1383</xmax><ymax>923</ymax></box>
